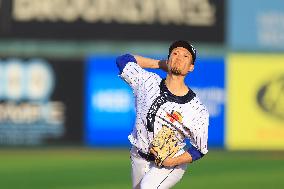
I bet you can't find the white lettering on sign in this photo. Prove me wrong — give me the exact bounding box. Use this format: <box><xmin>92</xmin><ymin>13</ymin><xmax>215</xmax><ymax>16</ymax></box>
<box><xmin>12</xmin><ymin>0</ymin><xmax>216</xmax><ymax>26</ymax></box>
<box><xmin>258</xmin><ymin>12</ymin><xmax>284</xmax><ymax>47</ymax></box>
<box><xmin>0</xmin><ymin>102</ymin><xmax>65</xmax><ymax>124</ymax></box>
<box><xmin>92</xmin><ymin>89</ymin><xmax>133</xmax><ymax>112</ymax></box>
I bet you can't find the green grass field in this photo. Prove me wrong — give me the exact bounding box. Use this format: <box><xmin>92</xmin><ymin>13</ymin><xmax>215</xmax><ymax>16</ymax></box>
<box><xmin>0</xmin><ymin>148</ymin><xmax>283</xmax><ymax>189</ymax></box>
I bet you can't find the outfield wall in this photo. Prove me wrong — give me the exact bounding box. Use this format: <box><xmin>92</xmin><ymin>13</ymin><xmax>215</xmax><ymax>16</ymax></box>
<box><xmin>0</xmin><ymin>0</ymin><xmax>283</xmax><ymax>150</ymax></box>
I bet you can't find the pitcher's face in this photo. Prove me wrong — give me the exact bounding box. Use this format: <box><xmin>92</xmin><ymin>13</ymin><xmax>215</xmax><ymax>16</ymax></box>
<box><xmin>168</xmin><ymin>47</ymin><xmax>194</xmax><ymax>76</ymax></box>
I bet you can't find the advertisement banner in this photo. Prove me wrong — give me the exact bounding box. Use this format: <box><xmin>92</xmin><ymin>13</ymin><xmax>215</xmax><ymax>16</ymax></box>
<box><xmin>85</xmin><ymin>55</ymin><xmax>225</xmax><ymax>147</ymax></box>
<box><xmin>227</xmin><ymin>54</ymin><xmax>284</xmax><ymax>150</ymax></box>
<box><xmin>228</xmin><ymin>0</ymin><xmax>284</xmax><ymax>51</ymax></box>
<box><xmin>0</xmin><ymin>58</ymin><xmax>83</xmax><ymax>145</ymax></box>
<box><xmin>0</xmin><ymin>0</ymin><xmax>224</xmax><ymax>43</ymax></box>
<box><xmin>85</xmin><ymin>56</ymin><xmax>135</xmax><ymax>147</ymax></box>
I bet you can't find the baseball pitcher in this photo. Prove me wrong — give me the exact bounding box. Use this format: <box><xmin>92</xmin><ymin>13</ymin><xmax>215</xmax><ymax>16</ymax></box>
<box><xmin>116</xmin><ymin>40</ymin><xmax>209</xmax><ymax>189</ymax></box>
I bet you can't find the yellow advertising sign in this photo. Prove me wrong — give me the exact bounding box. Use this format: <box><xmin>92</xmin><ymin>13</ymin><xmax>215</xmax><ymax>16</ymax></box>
<box><xmin>227</xmin><ymin>54</ymin><xmax>284</xmax><ymax>150</ymax></box>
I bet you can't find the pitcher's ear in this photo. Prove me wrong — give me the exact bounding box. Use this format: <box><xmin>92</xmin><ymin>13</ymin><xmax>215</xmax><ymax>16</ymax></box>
<box><xmin>189</xmin><ymin>64</ymin><xmax>194</xmax><ymax>72</ymax></box>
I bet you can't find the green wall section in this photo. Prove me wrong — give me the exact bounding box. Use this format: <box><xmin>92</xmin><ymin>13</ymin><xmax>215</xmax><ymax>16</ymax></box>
<box><xmin>0</xmin><ymin>40</ymin><xmax>225</xmax><ymax>59</ymax></box>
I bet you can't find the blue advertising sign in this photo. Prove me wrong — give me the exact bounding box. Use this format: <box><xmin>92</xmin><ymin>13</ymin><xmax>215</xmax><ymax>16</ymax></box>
<box><xmin>85</xmin><ymin>56</ymin><xmax>225</xmax><ymax>147</ymax></box>
<box><xmin>228</xmin><ymin>0</ymin><xmax>284</xmax><ymax>51</ymax></box>
<box><xmin>85</xmin><ymin>56</ymin><xmax>135</xmax><ymax>147</ymax></box>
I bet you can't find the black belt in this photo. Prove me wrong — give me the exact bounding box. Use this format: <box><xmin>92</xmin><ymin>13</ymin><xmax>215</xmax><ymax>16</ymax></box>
<box><xmin>138</xmin><ymin>150</ymin><xmax>155</xmax><ymax>162</ymax></box>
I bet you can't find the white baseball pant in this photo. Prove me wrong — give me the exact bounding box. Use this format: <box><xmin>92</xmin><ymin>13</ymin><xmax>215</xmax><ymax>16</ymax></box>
<box><xmin>130</xmin><ymin>146</ymin><xmax>187</xmax><ymax>189</ymax></box>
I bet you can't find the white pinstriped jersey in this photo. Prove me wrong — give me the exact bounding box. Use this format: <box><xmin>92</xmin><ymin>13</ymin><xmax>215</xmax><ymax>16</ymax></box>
<box><xmin>120</xmin><ymin>62</ymin><xmax>209</xmax><ymax>155</ymax></box>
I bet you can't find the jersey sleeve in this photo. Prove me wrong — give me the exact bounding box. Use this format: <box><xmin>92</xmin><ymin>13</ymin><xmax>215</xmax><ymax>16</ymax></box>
<box><xmin>116</xmin><ymin>54</ymin><xmax>157</xmax><ymax>93</ymax></box>
<box><xmin>187</xmin><ymin>107</ymin><xmax>209</xmax><ymax>155</ymax></box>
